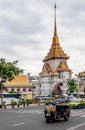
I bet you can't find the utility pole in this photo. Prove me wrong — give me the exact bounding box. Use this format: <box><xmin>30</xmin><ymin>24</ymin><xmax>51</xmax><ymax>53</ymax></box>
<box><xmin>0</xmin><ymin>71</ymin><xmax>5</xmax><ymax>109</ymax></box>
<box><xmin>0</xmin><ymin>81</ymin><xmax>3</xmax><ymax>109</ymax></box>
<box><xmin>0</xmin><ymin>77</ymin><xmax>3</xmax><ymax>109</ymax></box>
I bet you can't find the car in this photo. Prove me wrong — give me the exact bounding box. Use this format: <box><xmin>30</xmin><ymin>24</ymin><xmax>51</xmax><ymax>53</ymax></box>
<box><xmin>69</xmin><ymin>98</ymin><xmax>85</xmax><ymax>109</ymax></box>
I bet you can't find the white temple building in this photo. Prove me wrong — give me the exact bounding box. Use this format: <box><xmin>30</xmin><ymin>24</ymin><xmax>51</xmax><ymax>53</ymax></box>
<box><xmin>39</xmin><ymin>3</ymin><xmax>72</xmax><ymax>96</ymax></box>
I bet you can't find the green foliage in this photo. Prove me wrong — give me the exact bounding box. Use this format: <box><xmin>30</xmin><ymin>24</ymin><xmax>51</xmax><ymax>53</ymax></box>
<box><xmin>22</xmin><ymin>99</ymin><xmax>26</xmax><ymax>105</ymax></box>
<box><xmin>26</xmin><ymin>99</ymin><xmax>30</xmax><ymax>106</ymax></box>
<box><xmin>0</xmin><ymin>58</ymin><xmax>23</xmax><ymax>81</ymax></box>
<box><xmin>67</xmin><ymin>78</ymin><xmax>78</xmax><ymax>94</ymax></box>
<box><xmin>18</xmin><ymin>100</ymin><xmax>22</xmax><ymax>105</ymax></box>
<box><xmin>11</xmin><ymin>100</ymin><xmax>17</xmax><ymax>106</ymax></box>
<box><xmin>9</xmin><ymin>90</ymin><xmax>19</xmax><ymax>94</ymax></box>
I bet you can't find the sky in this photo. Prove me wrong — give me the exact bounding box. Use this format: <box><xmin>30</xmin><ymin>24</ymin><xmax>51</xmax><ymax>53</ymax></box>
<box><xmin>0</xmin><ymin>0</ymin><xmax>85</xmax><ymax>77</ymax></box>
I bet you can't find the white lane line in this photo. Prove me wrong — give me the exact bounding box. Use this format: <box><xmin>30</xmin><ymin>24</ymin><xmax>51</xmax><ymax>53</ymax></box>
<box><xmin>80</xmin><ymin>114</ymin><xmax>85</xmax><ymax>117</ymax></box>
<box><xmin>13</xmin><ymin>122</ymin><xmax>24</xmax><ymax>126</ymax></box>
<box><xmin>66</xmin><ymin>122</ymin><xmax>85</xmax><ymax>130</ymax></box>
<box><xmin>71</xmin><ymin>110</ymin><xmax>83</xmax><ymax>114</ymax></box>
<box><xmin>71</xmin><ymin>112</ymin><xmax>85</xmax><ymax>116</ymax></box>
<box><xmin>14</xmin><ymin>110</ymin><xmax>43</xmax><ymax>114</ymax></box>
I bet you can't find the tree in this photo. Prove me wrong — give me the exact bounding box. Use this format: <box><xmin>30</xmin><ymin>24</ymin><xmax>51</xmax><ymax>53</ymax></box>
<box><xmin>0</xmin><ymin>58</ymin><xmax>23</xmax><ymax>81</ymax></box>
<box><xmin>67</xmin><ymin>78</ymin><xmax>78</xmax><ymax>94</ymax></box>
<box><xmin>0</xmin><ymin>58</ymin><xmax>23</xmax><ymax>108</ymax></box>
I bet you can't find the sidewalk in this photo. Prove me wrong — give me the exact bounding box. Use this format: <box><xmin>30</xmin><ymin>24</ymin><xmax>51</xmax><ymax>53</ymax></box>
<box><xmin>0</xmin><ymin>103</ymin><xmax>44</xmax><ymax>110</ymax></box>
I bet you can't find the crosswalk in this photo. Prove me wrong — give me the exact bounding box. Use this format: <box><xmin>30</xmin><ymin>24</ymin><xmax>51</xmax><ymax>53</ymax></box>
<box><xmin>71</xmin><ymin>109</ymin><xmax>85</xmax><ymax>118</ymax></box>
<box><xmin>5</xmin><ymin>109</ymin><xmax>44</xmax><ymax>115</ymax></box>
<box><xmin>17</xmin><ymin>109</ymin><xmax>43</xmax><ymax>114</ymax></box>
<box><xmin>4</xmin><ymin>109</ymin><xmax>85</xmax><ymax>118</ymax></box>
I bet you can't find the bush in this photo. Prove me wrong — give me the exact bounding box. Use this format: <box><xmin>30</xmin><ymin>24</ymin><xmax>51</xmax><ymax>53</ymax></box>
<box><xmin>26</xmin><ymin>99</ymin><xmax>30</xmax><ymax>106</ymax></box>
<box><xmin>11</xmin><ymin>100</ymin><xmax>17</xmax><ymax>108</ymax></box>
<box><xmin>22</xmin><ymin>99</ymin><xmax>26</xmax><ymax>106</ymax></box>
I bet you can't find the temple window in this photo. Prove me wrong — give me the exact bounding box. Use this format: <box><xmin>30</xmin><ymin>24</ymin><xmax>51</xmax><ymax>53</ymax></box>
<box><xmin>29</xmin><ymin>88</ymin><xmax>32</xmax><ymax>92</ymax></box>
<box><xmin>23</xmin><ymin>88</ymin><xmax>26</xmax><ymax>92</ymax></box>
<box><xmin>17</xmin><ymin>88</ymin><xmax>20</xmax><ymax>92</ymax></box>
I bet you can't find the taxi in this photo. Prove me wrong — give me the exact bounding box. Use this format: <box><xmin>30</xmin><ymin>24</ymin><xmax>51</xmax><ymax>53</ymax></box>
<box><xmin>69</xmin><ymin>98</ymin><xmax>85</xmax><ymax>109</ymax></box>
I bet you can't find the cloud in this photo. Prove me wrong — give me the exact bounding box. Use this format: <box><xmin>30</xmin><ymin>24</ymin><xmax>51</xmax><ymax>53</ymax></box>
<box><xmin>0</xmin><ymin>0</ymin><xmax>85</xmax><ymax>76</ymax></box>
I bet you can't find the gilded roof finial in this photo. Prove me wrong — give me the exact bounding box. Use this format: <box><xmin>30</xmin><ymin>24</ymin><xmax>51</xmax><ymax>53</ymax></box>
<box><xmin>43</xmin><ymin>3</ymin><xmax>69</xmax><ymax>62</ymax></box>
<box><xmin>54</xmin><ymin>3</ymin><xmax>57</xmax><ymax>36</ymax></box>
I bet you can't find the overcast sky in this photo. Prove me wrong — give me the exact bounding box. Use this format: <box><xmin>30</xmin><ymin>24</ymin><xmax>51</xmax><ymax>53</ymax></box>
<box><xmin>0</xmin><ymin>0</ymin><xmax>85</xmax><ymax>77</ymax></box>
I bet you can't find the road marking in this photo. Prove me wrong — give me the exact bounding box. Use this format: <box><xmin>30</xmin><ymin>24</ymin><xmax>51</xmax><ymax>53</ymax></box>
<box><xmin>9</xmin><ymin>110</ymin><xmax>43</xmax><ymax>114</ymax></box>
<box><xmin>3</xmin><ymin>109</ymin><xmax>85</xmax><ymax>117</ymax></box>
<box><xmin>80</xmin><ymin>114</ymin><xmax>85</xmax><ymax>117</ymax></box>
<box><xmin>13</xmin><ymin>122</ymin><xmax>24</xmax><ymax>126</ymax></box>
<box><xmin>66</xmin><ymin>123</ymin><xmax>85</xmax><ymax>130</ymax></box>
<box><xmin>71</xmin><ymin>111</ymin><xmax>85</xmax><ymax>116</ymax></box>
<box><xmin>66</xmin><ymin>122</ymin><xmax>85</xmax><ymax>130</ymax></box>
<box><xmin>71</xmin><ymin>110</ymin><xmax>83</xmax><ymax>114</ymax></box>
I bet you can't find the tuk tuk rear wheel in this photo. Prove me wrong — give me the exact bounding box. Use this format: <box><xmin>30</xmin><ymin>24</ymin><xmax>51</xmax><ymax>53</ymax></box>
<box><xmin>64</xmin><ymin>115</ymin><xmax>69</xmax><ymax>121</ymax></box>
<box><xmin>46</xmin><ymin>118</ymin><xmax>49</xmax><ymax>123</ymax></box>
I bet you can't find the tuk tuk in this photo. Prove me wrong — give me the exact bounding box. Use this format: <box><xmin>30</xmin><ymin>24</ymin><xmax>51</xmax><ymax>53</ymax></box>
<box><xmin>44</xmin><ymin>99</ymin><xmax>70</xmax><ymax>123</ymax></box>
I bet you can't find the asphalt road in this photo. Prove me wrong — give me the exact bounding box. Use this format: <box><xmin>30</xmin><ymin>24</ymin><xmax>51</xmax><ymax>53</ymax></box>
<box><xmin>0</xmin><ymin>105</ymin><xmax>85</xmax><ymax>130</ymax></box>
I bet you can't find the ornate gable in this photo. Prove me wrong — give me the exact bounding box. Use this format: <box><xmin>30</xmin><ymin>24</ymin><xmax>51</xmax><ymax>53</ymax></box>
<box><xmin>41</xmin><ymin>63</ymin><xmax>52</xmax><ymax>76</ymax></box>
<box><xmin>57</xmin><ymin>61</ymin><xmax>71</xmax><ymax>72</ymax></box>
<box><xmin>78</xmin><ymin>71</ymin><xmax>85</xmax><ymax>77</ymax></box>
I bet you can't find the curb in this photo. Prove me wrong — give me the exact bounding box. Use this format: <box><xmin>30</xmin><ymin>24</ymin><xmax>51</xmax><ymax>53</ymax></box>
<box><xmin>0</xmin><ymin>103</ymin><xmax>44</xmax><ymax>110</ymax></box>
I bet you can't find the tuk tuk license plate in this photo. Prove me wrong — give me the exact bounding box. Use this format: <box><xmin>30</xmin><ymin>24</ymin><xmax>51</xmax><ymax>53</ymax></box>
<box><xmin>46</xmin><ymin>114</ymin><xmax>50</xmax><ymax>116</ymax></box>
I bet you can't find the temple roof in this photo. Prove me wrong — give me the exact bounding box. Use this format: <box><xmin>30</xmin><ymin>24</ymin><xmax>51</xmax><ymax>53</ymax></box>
<box><xmin>40</xmin><ymin>63</ymin><xmax>59</xmax><ymax>76</ymax></box>
<box><xmin>5</xmin><ymin>75</ymin><xmax>32</xmax><ymax>87</ymax></box>
<box><xmin>43</xmin><ymin>3</ymin><xmax>69</xmax><ymax>62</ymax></box>
<box><xmin>78</xmin><ymin>71</ymin><xmax>85</xmax><ymax>77</ymax></box>
<box><xmin>57</xmin><ymin>61</ymin><xmax>71</xmax><ymax>72</ymax></box>
<box><xmin>40</xmin><ymin>61</ymin><xmax>71</xmax><ymax>76</ymax></box>
<box><xmin>40</xmin><ymin>63</ymin><xmax>52</xmax><ymax>76</ymax></box>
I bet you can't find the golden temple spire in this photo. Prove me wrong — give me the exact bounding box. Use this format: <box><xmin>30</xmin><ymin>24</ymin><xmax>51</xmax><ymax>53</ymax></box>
<box><xmin>43</xmin><ymin>3</ymin><xmax>69</xmax><ymax>62</ymax></box>
<box><xmin>54</xmin><ymin>3</ymin><xmax>57</xmax><ymax>36</ymax></box>
<box><xmin>53</xmin><ymin>2</ymin><xmax>59</xmax><ymax>43</ymax></box>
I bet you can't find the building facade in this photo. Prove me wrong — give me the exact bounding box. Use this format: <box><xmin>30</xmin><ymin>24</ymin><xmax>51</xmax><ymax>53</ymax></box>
<box><xmin>4</xmin><ymin>74</ymin><xmax>33</xmax><ymax>99</ymax></box>
<box><xmin>78</xmin><ymin>71</ymin><xmax>85</xmax><ymax>93</ymax></box>
<box><xmin>29</xmin><ymin>76</ymin><xmax>41</xmax><ymax>98</ymax></box>
<box><xmin>39</xmin><ymin>3</ymin><xmax>72</xmax><ymax>96</ymax></box>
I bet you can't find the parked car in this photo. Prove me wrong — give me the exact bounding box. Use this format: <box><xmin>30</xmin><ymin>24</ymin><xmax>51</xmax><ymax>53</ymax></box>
<box><xmin>69</xmin><ymin>98</ymin><xmax>85</xmax><ymax>109</ymax></box>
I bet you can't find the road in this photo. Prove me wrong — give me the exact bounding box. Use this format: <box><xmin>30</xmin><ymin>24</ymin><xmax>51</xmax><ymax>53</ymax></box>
<box><xmin>0</xmin><ymin>105</ymin><xmax>85</xmax><ymax>130</ymax></box>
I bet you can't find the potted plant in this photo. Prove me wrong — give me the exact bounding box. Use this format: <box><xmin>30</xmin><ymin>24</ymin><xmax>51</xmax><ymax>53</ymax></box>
<box><xmin>22</xmin><ymin>99</ymin><xmax>25</xmax><ymax>107</ymax></box>
<box><xmin>26</xmin><ymin>99</ymin><xmax>30</xmax><ymax>106</ymax></box>
<box><xmin>11</xmin><ymin>100</ymin><xmax>17</xmax><ymax>108</ymax></box>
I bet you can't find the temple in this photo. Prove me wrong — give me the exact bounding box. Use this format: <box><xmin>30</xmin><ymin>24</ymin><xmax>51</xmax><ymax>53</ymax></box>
<box><xmin>39</xmin><ymin>3</ymin><xmax>72</xmax><ymax>96</ymax></box>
